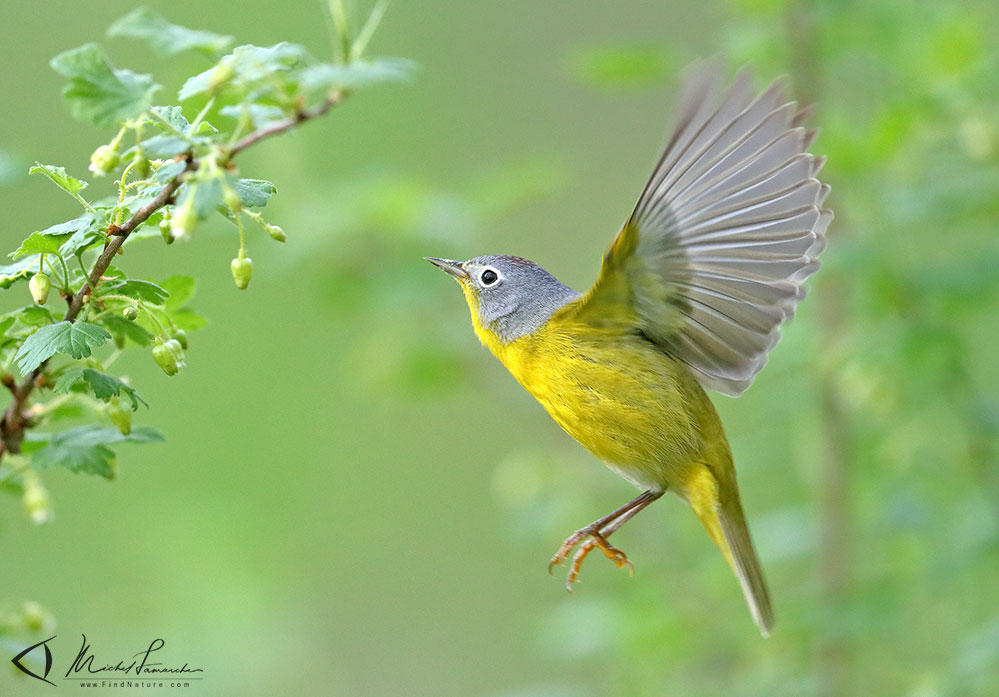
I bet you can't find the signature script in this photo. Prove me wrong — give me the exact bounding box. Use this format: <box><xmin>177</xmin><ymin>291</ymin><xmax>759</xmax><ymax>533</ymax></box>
<box><xmin>64</xmin><ymin>635</ymin><xmax>204</xmax><ymax>678</ymax></box>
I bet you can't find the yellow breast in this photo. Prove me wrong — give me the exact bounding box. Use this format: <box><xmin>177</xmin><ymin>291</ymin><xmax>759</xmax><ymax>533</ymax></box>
<box><xmin>471</xmin><ymin>306</ymin><xmax>731</xmax><ymax>491</ymax></box>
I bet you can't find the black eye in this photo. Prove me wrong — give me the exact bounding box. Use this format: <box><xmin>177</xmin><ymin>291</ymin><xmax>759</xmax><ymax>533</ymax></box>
<box><xmin>480</xmin><ymin>269</ymin><xmax>498</xmax><ymax>286</ymax></box>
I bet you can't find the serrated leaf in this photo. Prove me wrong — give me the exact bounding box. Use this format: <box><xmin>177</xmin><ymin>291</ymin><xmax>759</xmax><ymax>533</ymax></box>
<box><xmin>298</xmin><ymin>57</ymin><xmax>416</xmax><ymax>91</ymax></box>
<box><xmin>179</xmin><ymin>42</ymin><xmax>308</xmax><ymax>100</ymax></box>
<box><xmin>100</xmin><ymin>314</ymin><xmax>153</xmax><ymax>346</ymax></box>
<box><xmin>5</xmin><ymin>305</ymin><xmax>57</xmax><ymax>328</ymax></box>
<box><xmin>12</xmin><ymin>232</ymin><xmax>68</xmax><ymax>259</ymax></box>
<box><xmin>53</xmin><ymin>367</ymin><xmax>147</xmax><ymax>410</ymax></box>
<box><xmin>231</xmin><ymin>177</ymin><xmax>276</xmax><ymax>208</ymax></box>
<box><xmin>98</xmin><ymin>279</ymin><xmax>169</xmax><ymax>304</ymax></box>
<box><xmin>61</xmin><ymin>223</ymin><xmax>105</xmax><ymax>258</ymax></box>
<box><xmin>149</xmin><ymin>105</ymin><xmax>189</xmax><ymax>133</ymax></box>
<box><xmin>0</xmin><ymin>256</ymin><xmax>42</xmax><ymax>289</ymax></box>
<box><xmin>160</xmin><ymin>275</ymin><xmax>196</xmax><ymax>311</ymax></box>
<box><xmin>50</xmin><ymin>43</ymin><xmax>159</xmax><ymax>127</ymax></box>
<box><xmin>108</xmin><ymin>8</ymin><xmax>233</xmax><ymax>56</ymax></box>
<box><xmin>15</xmin><ymin>321</ymin><xmax>111</xmax><ymax>374</ymax></box>
<box><xmin>30</xmin><ymin>425</ymin><xmax>164</xmax><ymax>477</ymax></box>
<box><xmin>28</xmin><ymin>162</ymin><xmax>88</xmax><ymax>195</ymax></box>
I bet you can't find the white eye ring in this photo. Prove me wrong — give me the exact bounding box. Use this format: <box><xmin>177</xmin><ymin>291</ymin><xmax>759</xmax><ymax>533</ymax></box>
<box><xmin>479</xmin><ymin>267</ymin><xmax>499</xmax><ymax>286</ymax></box>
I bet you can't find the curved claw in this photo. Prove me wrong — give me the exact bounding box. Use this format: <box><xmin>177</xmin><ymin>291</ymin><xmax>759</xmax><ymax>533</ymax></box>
<box><xmin>558</xmin><ymin>531</ymin><xmax>634</xmax><ymax>592</ymax></box>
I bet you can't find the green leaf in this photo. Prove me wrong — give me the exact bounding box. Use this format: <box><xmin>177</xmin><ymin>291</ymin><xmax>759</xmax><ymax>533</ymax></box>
<box><xmin>108</xmin><ymin>8</ymin><xmax>233</xmax><ymax>56</ymax></box>
<box><xmin>171</xmin><ymin>309</ymin><xmax>207</xmax><ymax>332</ymax></box>
<box><xmin>30</xmin><ymin>425</ymin><xmax>164</xmax><ymax>478</ymax></box>
<box><xmin>231</xmin><ymin>178</ymin><xmax>276</xmax><ymax>208</ymax></box>
<box><xmin>15</xmin><ymin>321</ymin><xmax>111</xmax><ymax>374</ymax></box>
<box><xmin>153</xmin><ymin>160</ymin><xmax>187</xmax><ymax>183</ymax></box>
<box><xmin>97</xmin><ymin>279</ymin><xmax>169</xmax><ymax>304</ymax></box>
<box><xmin>50</xmin><ymin>43</ymin><xmax>159</xmax><ymax>127</ymax></box>
<box><xmin>179</xmin><ymin>42</ymin><xmax>308</xmax><ymax>100</ymax></box>
<box><xmin>150</xmin><ymin>105</ymin><xmax>190</xmax><ymax>133</ymax></box>
<box><xmin>100</xmin><ymin>314</ymin><xmax>153</xmax><ymax>346</ymax></box>
<box><xmin>298</xmin><ymin>57</ymin><xmax>416</xmax><ymax>91</ymax></box>
<box><xmin>28</xmin><ymin>162</ymin><xmax>88</xmax><ymax>196</ymax></box>
<box><xmin>11</xmin><ymin>232</ymin><xmax>68</xmax><ymax>259</ymax></box>
<box><xmin>4</xmin><ymin>305</ymin><xmax>57</xmax><ymax>328</ymax></box>
<box><xmin>138</xmin><ymin>135</ymin><xmax>191</xmax><ymax>158</ymax></box>
<box><xmin>53</xmin><ymin>367</ymin><xmax>148</xmax><ymax>410</ymax></box>
<box><xmin>0</xmin><ymin>256</ymin><xmax>41</xmax><ymax>289</ymax></box>
<box><xmin>38</xmin><ymin>213</ymin><xmax>97</xmax><ymax>237</ymax></box>
<box><xmin>160</xmin><ymin>275</ymin><xmax>196</xmax><ymax>312</ymax></box>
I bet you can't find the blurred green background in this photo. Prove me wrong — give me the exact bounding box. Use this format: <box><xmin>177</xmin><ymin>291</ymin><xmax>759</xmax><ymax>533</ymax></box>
<box><xmin>2</xmin><ymin>0</ymin><xmax>998</xmax><ymax>695</ymax></box>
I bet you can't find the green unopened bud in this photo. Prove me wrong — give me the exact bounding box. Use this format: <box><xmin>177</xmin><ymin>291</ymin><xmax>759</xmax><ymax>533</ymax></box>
<box><xmin>231</xmin><ymin>255</ymin><xmax>253</xmax><ymax>290</ymax></box>
<box><xmin>173</xmin><ymin>329</ymin><xmax>188</xmax><ymax>350</ymax></box>
<box><xmin>159</xmin><ymin>218</ymin><xmax>174</xmax><ymax>245</ymax></box>
<box><xmin>107</xmin><ymin>397</ymin><xmax>132</xmax><ymax>436</ymax></box>
<box><xmin>171</xmin><ymin>198</ymin><xmax>197</xmax><ymax>241</ymax></box>
<box><xmin>210</xmin><ymin>60</ymin><xmax>236</xmax><ymax>92</ymax></box>
<box><xmin>166</xmin><ymin>338</ymin><xmax>185</xmax><ymax>362</ymax></box>
<box><xmin>223</xmin><ymin>187</ymin><xmax>242</xmax><ymax>212</ymax></box>
<box><xmin>29</xmin><ymin>272</ymin><xmax>50</xmax><ymax>305</ymax></box>
<box><xmin>266</xmin><ymin>224</ymin><xmax>287</xmax><ymax>243</ymax></box>
<box><xmin>22</xmin><ymin>470</ymin><xmax>53</xmax><ymax>525</ymax></box>
<box><xmin>89</xmin><ymin>144</ymin><xmax>120</xmax><ymax>177</ymax></box>
<box><xmin>123</xmin><ymin>306</ymin><xmax>138</xmax><ymax>321</ymax></box>
<box><xmin>152</xmin><ymin>340</ymin><xmax>184</xmax><ymax>376</ymax></box>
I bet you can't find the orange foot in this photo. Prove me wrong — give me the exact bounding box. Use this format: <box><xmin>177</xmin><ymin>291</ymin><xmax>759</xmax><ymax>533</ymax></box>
<box><xmin>549</xmin><ymin>528</ymin><xmax>634</xmax><ymax>592</ymax></box>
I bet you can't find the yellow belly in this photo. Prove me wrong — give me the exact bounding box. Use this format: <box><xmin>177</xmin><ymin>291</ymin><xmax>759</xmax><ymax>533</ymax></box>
<box><xmin>488</xmin><ymin>318</ymin><xmax>733</xmax><ymax>492</ymax></box>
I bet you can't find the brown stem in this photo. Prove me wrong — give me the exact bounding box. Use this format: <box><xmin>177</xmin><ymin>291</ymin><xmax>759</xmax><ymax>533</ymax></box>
<box><xmin>227</xmin><ymin>91</ymin><xmax>343</xmax><ymax>160</ymax></box>
<box><xmin>0</xmin><ymin>93</ymin><xmax>345</xmax><ymax>466</ymax></box>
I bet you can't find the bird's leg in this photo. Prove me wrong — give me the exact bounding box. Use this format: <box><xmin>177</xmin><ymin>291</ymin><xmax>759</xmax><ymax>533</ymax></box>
<box><xmin>549</xmin><ymin>490</ymin><xmax>664</xmax><ymax>591</ymax></box>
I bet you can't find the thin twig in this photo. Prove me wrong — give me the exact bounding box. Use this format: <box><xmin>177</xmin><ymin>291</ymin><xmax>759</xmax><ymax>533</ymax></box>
<box><xmin>226</xmin><ymin>91</ymin><xmax>343</xmax><ymax>160</ymax></box>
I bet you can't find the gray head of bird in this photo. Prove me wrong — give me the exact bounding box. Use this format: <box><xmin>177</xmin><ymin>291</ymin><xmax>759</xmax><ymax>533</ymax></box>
<box><xmin>426</xmin><ymin>255</ymin><xmax>580</xmax><ymax>344</ymax></box>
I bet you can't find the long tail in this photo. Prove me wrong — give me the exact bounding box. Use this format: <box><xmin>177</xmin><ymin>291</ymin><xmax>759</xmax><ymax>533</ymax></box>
<box><xmin>684</xmin><ymin>462</ymin><xmax>775</xmax><ymax>637</ymax></box>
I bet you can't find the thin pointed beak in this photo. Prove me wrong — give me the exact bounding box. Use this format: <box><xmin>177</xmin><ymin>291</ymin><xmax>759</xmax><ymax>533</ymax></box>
<box><xmin>425</xmin><ymin>257</ymin><xmax>469</xmax><ymax>280</ymax></box>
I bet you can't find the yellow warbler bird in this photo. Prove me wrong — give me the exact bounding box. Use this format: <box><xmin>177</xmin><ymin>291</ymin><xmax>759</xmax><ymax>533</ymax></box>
<box><xmin>427</xmin><ymin>67</ymin><xmax>831</xmax><ymax>636</ymax></box>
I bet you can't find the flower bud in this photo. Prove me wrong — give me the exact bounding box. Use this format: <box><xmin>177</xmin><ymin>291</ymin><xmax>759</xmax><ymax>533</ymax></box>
<box><xmin>266</xmin><ymin>224</ymin><xmax>287</xmax><ymax>243</ymax></box>
<box><xmin>88</xmin><ymin>144</ymin><xmax>120</xmax><ymax>177</ymax></box>
<box><xmin>152</xmin><ymin>340</ymin><xmax>182</xmax><ymax>376</ymax></box>
<box><xmin>172</xmin><ymin>330</ymin><xmax>188</xmax><ymax>350</ymax></box>
<box><xmin>22</xmin><ymin>470</ymin><xmax>53</xmax><ymax>525</ymax></box>
<box><xmin>231</xmin><ymin>255</ymin><xmax>253</xmax><ymax>290</ymax></box>
<box><xmin>123</xmin><ymin>306</ymin><xmax>138</xmax><ymax>321</ymax></box>
<box><xmin>29</xmin><ymin>272</ymin><xmax>50</xmax><ymax>305</ymax></box>
<box><xmin>107</xmin><ymin>397</ymin><xmax>132</xmax><ymax>436</ymax></box>
<box><xmin>171</xmin><ymin>198</ymin><xmax>197</xmax><ymax>241</ymax></box>
<box><xmin>160</xmin><ymin>218</ymin><xmax>174</xmax><ymax>245</ymax></box>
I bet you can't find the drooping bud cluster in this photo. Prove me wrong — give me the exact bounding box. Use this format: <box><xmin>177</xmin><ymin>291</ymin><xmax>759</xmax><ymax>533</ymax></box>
<box><xmin>152</xmin><ymin>338</ymin><xmax>186</xmax><ymax>376</ymax></box>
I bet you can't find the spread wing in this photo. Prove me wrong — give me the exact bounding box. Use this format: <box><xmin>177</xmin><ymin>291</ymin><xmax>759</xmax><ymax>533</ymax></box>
<box><xmin>570</xmin><ymin>66</ymin><xmax>832</xmax><ymax>396</ymax></box>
